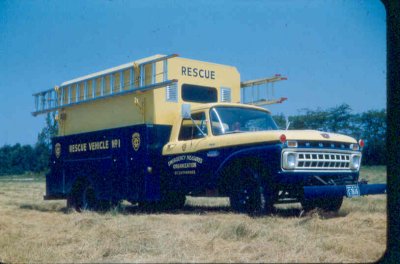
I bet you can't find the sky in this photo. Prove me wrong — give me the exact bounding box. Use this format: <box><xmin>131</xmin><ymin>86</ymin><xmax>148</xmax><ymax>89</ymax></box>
<box><xmin>0</xmin><ymin>0</ymin><xmax>386</xmax><ymax>146</ymax></box>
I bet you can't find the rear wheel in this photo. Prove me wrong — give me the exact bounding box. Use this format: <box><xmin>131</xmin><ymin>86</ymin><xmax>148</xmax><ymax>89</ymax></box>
<box><xmin>67</xmin><ymin>179</ymin><xmax>99</xmax><ymax>212</ymax></box>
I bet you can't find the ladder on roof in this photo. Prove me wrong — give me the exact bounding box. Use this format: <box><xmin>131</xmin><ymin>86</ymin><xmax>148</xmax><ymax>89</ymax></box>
<box><xmin>32</xmin><ymin>54</ymin><xmax>179</xmax><ymax>116</ymax></box>
<box><xmin>241</xmin><ymin>74</ymin><xmax>287</xmax><ymax>106</ymax></box>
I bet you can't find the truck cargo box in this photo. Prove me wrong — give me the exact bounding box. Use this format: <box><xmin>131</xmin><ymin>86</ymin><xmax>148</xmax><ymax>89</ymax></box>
<box><xmin>46</xmin><ymin>124</ymin><xmax>171</xmax><ymax>203</ymax></box>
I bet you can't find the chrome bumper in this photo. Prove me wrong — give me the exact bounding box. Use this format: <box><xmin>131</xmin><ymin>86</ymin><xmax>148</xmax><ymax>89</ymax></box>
<box><xmin>303</xmin><ymin>183</ymin><xmax>386</xmax><ymax>199</ymax></box>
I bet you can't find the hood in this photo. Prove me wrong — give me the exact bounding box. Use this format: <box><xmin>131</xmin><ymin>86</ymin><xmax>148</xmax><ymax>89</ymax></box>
<box><xmin>269</xmin><ymin>130</ymin><xmax>357</xmax><ymax>143</ymax></box>
<box><xmin>208</xmin><ymin>130</ymin><xmax>357</xmax><ymax>148</ymax></box>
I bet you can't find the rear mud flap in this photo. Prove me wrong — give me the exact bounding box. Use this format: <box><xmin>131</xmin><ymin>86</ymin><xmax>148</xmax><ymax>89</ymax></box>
<box><xmin>303</xmin><ymin>183</ymin><xmax>386</xmax><ymax>200</ymax></box>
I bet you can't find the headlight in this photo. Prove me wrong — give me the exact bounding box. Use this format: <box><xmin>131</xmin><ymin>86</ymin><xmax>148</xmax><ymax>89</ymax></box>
<box><xmin>283</xmin><ymin>152</ymin><xmax>297</xmax><ymax>170</ymax></box>
<box><xmin>350</xmin><ymin>154</ymin><xmax>361</xmax><ymax>170</ymax></box>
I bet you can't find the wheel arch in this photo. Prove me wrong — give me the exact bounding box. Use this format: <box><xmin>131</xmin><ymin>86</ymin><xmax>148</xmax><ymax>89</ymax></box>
<box><xmin>216</xmin><ymin>156</ymin><xmax>268</xmax><ymax>196</ymax></box>
<box><xmin>214</xmin><ymin>144</ymin><xmax>281</xmax><ymax>195</ymax></box>
<box><xmin>67</xmin><ymin>174</ymin><xmax>99</xmax><ymax>205</ymax></box>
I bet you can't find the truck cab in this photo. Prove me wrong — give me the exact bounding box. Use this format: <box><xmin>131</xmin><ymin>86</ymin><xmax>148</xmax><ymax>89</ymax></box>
<box><xmin>161</xmin><ymin>103</ymin><xmax>377</xmax><ymax>214</ymax></box>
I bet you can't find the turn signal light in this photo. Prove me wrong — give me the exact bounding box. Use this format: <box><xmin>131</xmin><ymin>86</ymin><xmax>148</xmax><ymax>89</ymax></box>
<box><xmin>358</xmin><ymin>139</ymin><xmax>365</xmax><ymax>148</ymax></box>
<box><xmin>350</xmin><ymin>144</ymin><xmax>359</xmax><ymax>151</ymax></box>
<box><xmin>280</xmin><ymin>134</ymin><xmax>287</xmax><ymax>144</ymax></box>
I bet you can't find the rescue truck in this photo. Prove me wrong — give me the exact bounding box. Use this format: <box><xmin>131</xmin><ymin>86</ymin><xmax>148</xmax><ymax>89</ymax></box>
<box><xmin>32</xmin><ymin>54</ymin><xmax>386</xmax><ymax>214</ymax></box>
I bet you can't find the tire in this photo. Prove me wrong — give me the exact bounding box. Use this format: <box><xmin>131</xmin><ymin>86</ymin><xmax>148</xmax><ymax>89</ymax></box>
<box><xmin>138</xmin><ymin>201</ymin><xmax>157</xmax><ymax>211</ymax></box>
<box><xmin>229</xmin><ymin>165</ymin><xmax>274</xmax><ymax>215</ymax></box>
<box><xmin>96</xmin><ymin>199</ymin><xmax>119</xmax><ymax>212</ymax></box>
<box><xmin>67</xmin><ymin>180</ymin><xmax>83</xmax><ymax>210</ymax></box>
<box><xmin>159</xmin><ymin>191</ymin><xmax>186</xmax><ymax>210</ymax></box>
<box><xmin>300</xmin><ymin>198</ymin><xmax>316</xmax><ymax>212</ymax></box>
<box><xmin>67</xmin><ymin>179</ymin><xmax>98</xmax><ymax>212</ymax></box>
<box><xmin>301</xmin><ymin>196</ymin><xmax>343</xmax><ymax>212</ymax></box>
<box><xmin>320</xmin><ymin>197</ymin><xmax>343</xmax><ymax>212</ymax></box>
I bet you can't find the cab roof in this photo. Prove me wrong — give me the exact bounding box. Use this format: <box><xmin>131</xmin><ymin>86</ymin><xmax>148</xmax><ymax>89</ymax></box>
<box><xmin>191</xmin><ymin>103</ymin><xmax>272</xmax><ymax>114</ymax></box>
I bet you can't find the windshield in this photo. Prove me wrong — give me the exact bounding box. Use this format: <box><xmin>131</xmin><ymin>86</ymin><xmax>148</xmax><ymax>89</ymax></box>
<box><xmin>210</xmin><ymin>106</ymin><xmax>278</xmax><ymax>135</ymax></box>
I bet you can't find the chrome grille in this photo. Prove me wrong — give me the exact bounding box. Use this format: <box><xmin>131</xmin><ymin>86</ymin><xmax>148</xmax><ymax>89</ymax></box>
<box><xmin>296</xmin><ymin>152</ymin><xmax>350</xmax><ymax>170</ymax></box>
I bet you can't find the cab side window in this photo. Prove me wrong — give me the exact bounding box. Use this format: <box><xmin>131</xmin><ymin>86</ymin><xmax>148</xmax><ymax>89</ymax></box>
<box><xmin>178</xmin><ymin>112</ymin><xmax>208</xmax><ymax>141</ymax></box>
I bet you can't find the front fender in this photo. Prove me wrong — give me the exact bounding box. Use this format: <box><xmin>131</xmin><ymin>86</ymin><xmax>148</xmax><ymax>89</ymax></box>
<box><xmin>214</xmin><ymin>143</ymin><xmax>282</xmax><ymax>179</ymax></box>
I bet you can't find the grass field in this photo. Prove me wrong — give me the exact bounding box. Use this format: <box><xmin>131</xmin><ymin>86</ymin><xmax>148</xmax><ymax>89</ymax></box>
<box><xmin>0</xmin><ymin>166</ymin><xmax>386</xmax><ymax>263</ymax></box>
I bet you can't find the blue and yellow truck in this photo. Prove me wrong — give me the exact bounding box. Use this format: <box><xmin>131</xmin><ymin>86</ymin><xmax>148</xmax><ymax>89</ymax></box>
<box><xmin>32</xmin><ymin>54</ymin><xmax>386</xmax><ymax>214</ymax></box>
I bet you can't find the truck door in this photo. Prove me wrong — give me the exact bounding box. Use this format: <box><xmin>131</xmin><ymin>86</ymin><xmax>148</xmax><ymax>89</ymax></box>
<box><xmin>176</xmin><ymin>112</ymin><xmax>208</xmax><ymax>153</ymax></box>
<box><xmin>165</xmin><ymin>111</ymin><xmax>210</xmax><ymax>191</ymax></box>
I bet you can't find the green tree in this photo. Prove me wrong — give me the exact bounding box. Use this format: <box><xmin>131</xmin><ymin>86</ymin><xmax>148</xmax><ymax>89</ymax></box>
<box><xmin>0</xmin><ymin>144</ymin><xmax>34</xmax><ymax>175</ymax></box>
<box><xmin>0</xmin><ymin>145</ymin><xmax>12</xmax><ymax>175</ymax></box>
<box><xmin>289</xmin><ymin>107</ymin><xmax>329</xmax><ymax>131</ymax></box>
<box><xmin>289</xmin><ymin>104</ymin><xmax>354</xmax><ymax>133</ymax></box>
<box><xmin>325</xmin><ymin>104</ymin><xmax>355</xmax><ymax>135</ymax></box>
<box><xmin>34</xmin><ymin>112</ymin><xmax>58</xmax><ymax>173</ymax></box>
<box><xmin>37</xmin><ymin>112</ymin><xmax>58</xmax><ymax>149</ymax></box>
<box><xmin>357</xmin><ymin>110</ymin><xmax>386</xmax><ymax>165</ymax></box>
<box><xmin>272</xmin><ymin>113</ymin><xmax>286</xmax><ymax>129</ymax></box>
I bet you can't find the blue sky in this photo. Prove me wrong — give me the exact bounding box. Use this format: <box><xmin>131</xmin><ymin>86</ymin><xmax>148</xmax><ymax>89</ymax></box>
<box><xmin>0</xmin><ymin>0</ymin><xmax>386</xmax><ymax>146</ymax></box>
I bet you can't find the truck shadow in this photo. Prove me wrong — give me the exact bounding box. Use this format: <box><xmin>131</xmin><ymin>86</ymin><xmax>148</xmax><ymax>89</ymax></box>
<box><xmin>19</xmin><ymin>203</ymin><xmax>70</xmax><ymax>213</ymax></box>
<box><xmin>118</xmin><ymin>204</ymin><xmax>349</xmax><ymax>218</ymax></box>
<box><xmin>19</xmin><ymin>203</ymin><xmax>348</xmax><ymax>219</ymax></box>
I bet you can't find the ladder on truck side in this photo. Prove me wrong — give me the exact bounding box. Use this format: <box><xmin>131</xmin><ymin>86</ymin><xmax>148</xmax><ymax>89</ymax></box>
<box><xmin>32</xmin><ymin>54</ymin><xmax>179</xmax><ymax>116</ymax></box>
<box><xmin>241</xmin><ymin>74</ymin><xmax>287</xmax><ymax>106</ymax></box>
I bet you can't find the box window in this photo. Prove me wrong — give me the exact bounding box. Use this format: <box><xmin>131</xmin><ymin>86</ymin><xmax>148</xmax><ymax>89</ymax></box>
<box><xmin>182</xmin><ymin>84</ymin><xmax>217</xmax><ymax>103</ymax></box>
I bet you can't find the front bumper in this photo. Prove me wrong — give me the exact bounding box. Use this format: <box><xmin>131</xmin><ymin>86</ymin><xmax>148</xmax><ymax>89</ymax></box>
<box><xmin>276</xmin><ymin>170</ymin><xmax>360</xmax><ymax>186</ymax></box>
<box><xmin>303</xmin><ymin>183</ymin><xmax>387</xmax><ymax>200</ymax></box>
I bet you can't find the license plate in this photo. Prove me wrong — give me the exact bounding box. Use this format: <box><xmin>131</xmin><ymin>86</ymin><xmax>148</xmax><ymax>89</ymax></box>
<box><xmin>346</xmin><ymin>185</ymin><xmax>360</xmax><ymax>197</ymax></box>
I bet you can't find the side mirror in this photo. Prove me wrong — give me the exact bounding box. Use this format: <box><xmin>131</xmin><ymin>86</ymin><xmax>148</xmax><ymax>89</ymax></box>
<box><xmin>181</xmin><ymin>103</ymin><xmax>191</xmax><ymax>119</ymax></box>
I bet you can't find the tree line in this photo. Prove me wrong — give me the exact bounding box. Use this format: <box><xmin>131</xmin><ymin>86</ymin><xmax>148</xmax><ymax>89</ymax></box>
<box><xmin>0</xmin><ymin>113</ymin><xmax>57</xmax><ymax>176</ymax></box>
<box><xmin>0</xmin><ymin>104</ymin><xmax>386</xmax><ymax>175</ymax></box>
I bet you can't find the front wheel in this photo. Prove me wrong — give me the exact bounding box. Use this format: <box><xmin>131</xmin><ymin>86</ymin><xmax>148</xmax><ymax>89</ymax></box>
<box><xmin>229</xmin><ymin>167</ymin><xmax>274</xmax><ymax>215</ymax></box>
<box><xmin>159</xmin><ymin>191</ymin><xmax>186</xmax><ymax>210</ymax></box>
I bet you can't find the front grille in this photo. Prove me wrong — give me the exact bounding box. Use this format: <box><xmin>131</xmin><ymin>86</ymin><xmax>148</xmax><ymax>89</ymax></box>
<box><xmin>297</xmin><ymin>141</ymin><xmax>351</xmax><ymax>149</ymax></box>
<box><xmin>297</xmin><ymin>152</ymin><xmax>350</xmax><ymax>170</ymax></box>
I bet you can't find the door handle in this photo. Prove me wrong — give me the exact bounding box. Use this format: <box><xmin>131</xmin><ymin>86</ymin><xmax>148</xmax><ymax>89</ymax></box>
<box><xmin>167</xmin><ymin>144</ymin><xmax>176</xmax><ymax>149</ymax></box>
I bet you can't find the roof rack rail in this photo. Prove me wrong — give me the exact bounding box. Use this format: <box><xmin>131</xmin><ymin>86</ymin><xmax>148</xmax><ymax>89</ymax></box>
<box><xmin>241</xmin><ymin>74</ymin><xmax>287</xmax><ymax>106</ymax></box>
<box><xmin>32</xmin><ymin>54</ymin><xmax>179</xmax><ymax>116</ymax></box>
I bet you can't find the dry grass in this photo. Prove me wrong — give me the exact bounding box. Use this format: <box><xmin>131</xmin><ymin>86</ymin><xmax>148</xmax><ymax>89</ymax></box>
<box><xmin>0</xmin><ymin>167</ymin><xmax>386</xmax><ymax>263</ymax></box>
